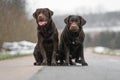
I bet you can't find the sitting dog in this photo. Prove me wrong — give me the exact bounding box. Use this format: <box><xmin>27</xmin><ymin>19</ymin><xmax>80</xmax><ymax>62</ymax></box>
<box><xmin>59</xmin><ymin>15</ymin><xmax>88</xmax><ymax>66</ymax></box>
<box><xmin>33</xmin><ymin>8</ymin><xmax>58</xmax><ymax>66</ymax></box>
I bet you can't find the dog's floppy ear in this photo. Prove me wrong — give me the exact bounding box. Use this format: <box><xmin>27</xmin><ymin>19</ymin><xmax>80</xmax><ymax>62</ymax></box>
<box><xmin>33</xmin><ymin>9</ymin><xmax>39</xmax><ymax>19</ymax></box>
<box><xmin>79</xmin><ymin>16</ymin><xmax>86</xmax><ymax>26</ymax></box>
<box><xmin>49</xmin><ymin>9</ymin><xmax>53</xmax><ymax>16</ymax></box>
<box><xmin>33</xmin><ymin>12</ymin><xmax>36</xmax><ymax>19</ymax></box>
<box><xmin>45</xmin><ymin>8</ymin><xmax>53</xmax><ymax>16</ymax></box>
<box><xmin>64</xmin><ymin>15</ymin><xmax>71</xmax><ymax>24</ymax></box>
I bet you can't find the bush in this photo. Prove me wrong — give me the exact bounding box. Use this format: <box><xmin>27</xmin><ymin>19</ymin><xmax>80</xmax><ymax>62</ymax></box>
<box><xmin>85</xmin><ymin>31</ymin><xmax>120</xmax><ymax>49</ymax></box>
<box><xmin>0</xmin><ymin>0</ymin><xmax>37</xmax><ymax>48</ymax></box>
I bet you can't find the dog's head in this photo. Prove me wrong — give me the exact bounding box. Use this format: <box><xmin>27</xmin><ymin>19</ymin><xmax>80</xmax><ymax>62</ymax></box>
<box><xmin>33</xmin><ymin>8</ymin><xmax>53</xmax><ymax>27</ymax></box>
<box><xmin>64</xmin><ymin>15</ymin><xmax>86</xmax><ymax>32</ymax></box>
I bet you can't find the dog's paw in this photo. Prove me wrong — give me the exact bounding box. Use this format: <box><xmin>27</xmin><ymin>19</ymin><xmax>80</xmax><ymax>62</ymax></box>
<box><xmin>70</xmin><ymin>62</ymin><xmax>76</xmax><ymax>65</ymax></box>
<box><xmin>33</xmin><ymin>62</ymin><xmax>41</xmax><ymax>66</ymax></box>
<box><xmin>51</xmin><ymin>63</ymin><xmax>57</xmax><ymax>66</ymax></box>
<box><xmin>41</xmin><ymin>62</ymin><xmax>47</xmax><ymax>65</ymax></box>
<box><xmin>63</xmin><ymin>63</ymin><xmax>70</xmax><ymax>66</ymax></box>
<box><xmin>75</xmin><ymin>59</ymin><xmax>82</xmax><ymax>63</ymax></box>
<box><xmin>40</xmin><ymin>60</ymin><xmax>47</xmax><ymax>65</ymax></box>
<box><xmin>51</xmin><ymin>60</ymin><xmax>57</xmax><ymax>66</ymax></box>
<box><xmin>41</xmin><ymin>63</ymin><xmax>47</xmax><ymax>65</ymax></box>
<box><xmin>82</xmin><ymin>62</ymin><xmax>88</xmax><ymax>66</ymax></box>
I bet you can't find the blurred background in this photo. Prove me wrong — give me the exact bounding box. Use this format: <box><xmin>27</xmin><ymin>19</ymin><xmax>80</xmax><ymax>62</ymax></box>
<box><xmin>0</xmin><ymin>0</ymin><xmax>120</xmax><ymax>56</ymax></box>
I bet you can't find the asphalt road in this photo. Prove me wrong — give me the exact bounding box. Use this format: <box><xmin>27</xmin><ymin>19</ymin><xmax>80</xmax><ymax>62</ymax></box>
<box><xmin>0</xmin><ymin>48</ymin><xmax>120</xmax><ymax>80</ymax></box>
<box><xmin>30</xmin><ymin>48</ymin><xmax>120</xmax><ymax>80</ymax></box>
<box><xmin>0</xmin><ymin>56</ymin><xmax>42</xmax><ymax>80</ymax></box>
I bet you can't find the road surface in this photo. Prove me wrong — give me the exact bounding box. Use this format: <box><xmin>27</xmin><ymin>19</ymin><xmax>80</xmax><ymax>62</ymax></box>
<box><xmin>0</xmin><ymin>48</ymin><xmax>120</xmax><ymax>80</ymax></box>
<box><xmin>0</xmin><ymin>56</ymin><xmax>42</xmax><ymax>80</ymax></box>
<box><xmin>31</xmin><ymin>48</ymin><xmax>120</xmax><ymax>80</ymax></box>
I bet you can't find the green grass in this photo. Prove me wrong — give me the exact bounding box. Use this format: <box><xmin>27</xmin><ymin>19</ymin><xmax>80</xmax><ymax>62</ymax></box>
<box><xmin>0</xmin><ymin>53</ymin><xmax>32</xmax><ymax>61</ymax></box>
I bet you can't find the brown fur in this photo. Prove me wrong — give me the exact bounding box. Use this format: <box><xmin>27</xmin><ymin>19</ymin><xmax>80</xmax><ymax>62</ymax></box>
<box><xmin>33</xmin><ymin>8</ymin><xmax>58</xmax><ymax>66</ymax></box>
<box><xmin>59</xmin><ymin>15</ymin><xmax>88</xmax><ymax>66</ymax></box>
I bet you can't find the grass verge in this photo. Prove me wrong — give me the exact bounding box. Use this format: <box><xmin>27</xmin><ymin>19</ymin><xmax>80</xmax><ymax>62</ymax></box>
<box><xmin>0</xmin><ymin>53</ymin><xmax>32</xmax><ymax>61</ymax></box>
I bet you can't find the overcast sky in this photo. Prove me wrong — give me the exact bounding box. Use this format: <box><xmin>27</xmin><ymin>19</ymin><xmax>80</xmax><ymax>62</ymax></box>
<box><xmin>26</xmin><ymin>0</ymin><xmax>120</xmax><ymax>17</ymax></box>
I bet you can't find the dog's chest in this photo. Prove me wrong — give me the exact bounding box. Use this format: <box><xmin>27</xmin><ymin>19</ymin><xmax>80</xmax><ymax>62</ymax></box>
<box><xmin>38</xmin><ymin>28</ymin><xmax>53</xmax><ymax>38</ymax></box>
<box><xmin>69</xmin><ymin>37</ymin><xmax>81</xmax><ymax>46</ymax></box>
<box><xmin>71</xmin><ymin>39</ymin><xmax>76</xmax><ymax>45</ymax></box>
<box><xmin>43</xmin><ymin>39</ymin><xmax>54</xmax><ymax>52</ymax></box>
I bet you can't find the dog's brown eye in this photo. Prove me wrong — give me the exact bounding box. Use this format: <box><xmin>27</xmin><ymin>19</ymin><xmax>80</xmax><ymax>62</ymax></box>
<box><xmin>75</xmin><ymin>19</ymin><xmax>79</xmax><ymax>22</ymax></box>
<box><xmin>69</xmin><ymin>21</ymin><xmax>73</xmax><ymax>24</ymax></box>
<box><xmin>36</xmin><ymin>9</ymin><xmax>40</xmax><ymax>13</ymax></box>
<box><xmin>69</xmin><ymin>19</ymin><xmax>74</xmax><ymax>23</ymax></box>
<box><xmin>77</xmin><ymin>21</ymin><xmax>80</xmax><ymax>23</ymax></box>
<box><xmin>43</xmin><ymin>12</ymin><xmax>49</xmax><ymax>16</ymax></box>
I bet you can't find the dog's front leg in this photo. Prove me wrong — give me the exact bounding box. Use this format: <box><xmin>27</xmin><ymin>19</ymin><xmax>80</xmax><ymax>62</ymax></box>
<box><xmin>33</xmin><ymin>45</ymin><xmax>42</xmax><ymax>65</ymax></box>
<box><xmin>79</xmin><ymin>44</ymin><xmax>88</xmax><ymax>66</ymax></box>
<box><xmin>51</xmin><ymin>33</ymin><xmax>58</xmax><ymax>66</ymax></box>
<box><xmin>39</xmin><ymin>41</ymin><xmax>47</xmax><ymax>65</ymax></box>
<box><xmin>51</xmin><ymin>41</ymin><xmax>58</xmax><ymax>66</ymax></box>
<box><xmin>64</xmin><ymin>45</ymin><xmax>70</xmax><ymax>66</ymax></box>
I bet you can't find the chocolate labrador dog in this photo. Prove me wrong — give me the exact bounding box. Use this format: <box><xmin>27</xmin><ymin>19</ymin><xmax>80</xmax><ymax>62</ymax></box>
<box><xmin>33</xmin><ymin>8</ymin><xmax>58</xmax><ymax>66</ymax></box>
<box><xmin>59</xmin><ymin>15</ymin><xmax>88</xmax><ymax>66</ymax></box>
